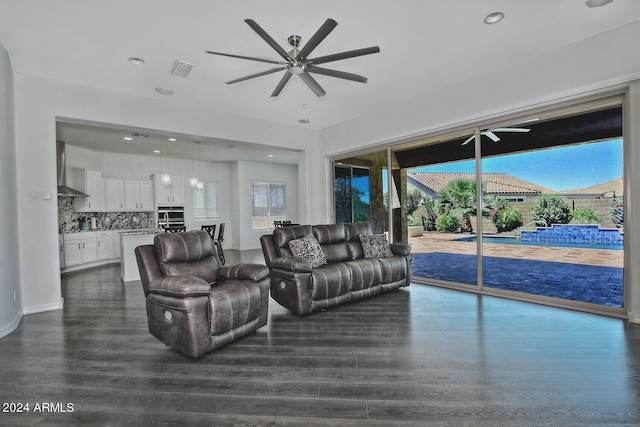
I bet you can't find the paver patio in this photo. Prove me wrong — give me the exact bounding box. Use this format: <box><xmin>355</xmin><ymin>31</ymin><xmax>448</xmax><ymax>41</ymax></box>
<box><xmin>409</xmin><ymin>232</ymin><xmax>624</xmax><ymax>307</ymax></box>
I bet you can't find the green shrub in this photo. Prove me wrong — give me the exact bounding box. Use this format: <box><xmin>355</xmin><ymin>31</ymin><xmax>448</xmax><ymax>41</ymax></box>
<box><xmin>531</xmin><ymin>195</ymin><xmax>570</xmax><ymax>226</ymax></box>
<box><xmin>569</xmin><ymin>208</ymin><xmax>601</xmax><ymax>224</ymax></box>
<box><xmin>436</xmin><ymin>212</ymin><xmax>461</xmax><ymax>233</ymax></box>
<box><xmin>495</xmin><ymin>207</ymin><xmax>523</xmax><ymax>232</ymax></box>
<box><xmin>407</xmin><ymin>215</ymin><xmax>422</xmax><ymax>227</ymax></box>
<box><xmin>610</xmin><ymin>197</ymin><xmax>624</xmax><ymax>229</ymax></box>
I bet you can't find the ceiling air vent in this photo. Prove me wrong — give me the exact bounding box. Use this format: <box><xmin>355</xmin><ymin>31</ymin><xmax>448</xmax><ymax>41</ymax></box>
<box><xmin>131</xmin><ymin>132</ymin><xmax>150</xmax><ymax>138</ymax></box>
<box><xmin>170</xmin><ymin>60</ymin><xmax>194</xmax><ymax>78</ymax></box>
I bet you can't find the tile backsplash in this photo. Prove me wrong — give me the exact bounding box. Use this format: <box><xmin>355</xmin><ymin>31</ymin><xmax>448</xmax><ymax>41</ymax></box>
<box><xmin>58</xmin><ymin>197</ymin><xmax>154</xmax><ymax>233</ymax></box>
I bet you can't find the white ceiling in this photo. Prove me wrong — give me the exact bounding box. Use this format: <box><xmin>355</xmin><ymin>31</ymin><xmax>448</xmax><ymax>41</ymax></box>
<box><xmin>1</xmin><ymin>0</ymin><xmax>637</xmax><ymax>163</ymax></box>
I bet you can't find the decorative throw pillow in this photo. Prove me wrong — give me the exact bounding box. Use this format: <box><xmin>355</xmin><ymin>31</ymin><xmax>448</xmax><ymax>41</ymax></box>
<box><xmin>288</xmin><ymin>235</ymin><xmax>327</xmax><ymax>268</ymax></box>
<box><xmin>360</xmin><ymin>234</ymin><xmax>393</xmax><ymax>259</ymax></box>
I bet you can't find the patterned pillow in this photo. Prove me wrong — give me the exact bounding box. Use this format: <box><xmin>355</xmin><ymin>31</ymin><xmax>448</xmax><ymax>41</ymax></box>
<box><xmin>288</xmin><ymin>235</ymin><xmax>327</xmax><ymax>268</ymax></box>
<box><xmin>360</xmin><ymin>234</ymin><xmax>393</xmax><ymax>259</ymax></box>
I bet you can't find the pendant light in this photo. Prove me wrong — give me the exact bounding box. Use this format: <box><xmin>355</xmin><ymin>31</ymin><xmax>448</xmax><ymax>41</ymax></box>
<box><xmin>189</xmin><ymin>142</ymin><xmax>199</xmax><ymax>189</ymax></box>
<box><xmin>196</xmin><ymin>142</ymin><xmax>204</xmax><ymax>191</ymax></box>
<box><xmin>161</xmin><ymin>138</ymin><xmax>171</xmax><ymax>186</ymax></box>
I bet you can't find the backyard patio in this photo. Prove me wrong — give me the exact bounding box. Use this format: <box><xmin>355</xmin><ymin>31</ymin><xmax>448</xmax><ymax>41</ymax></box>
<box><xmin>409</xmin><ymin>232</ymin><xmax>624</xmax><ymax>307</ymax></box>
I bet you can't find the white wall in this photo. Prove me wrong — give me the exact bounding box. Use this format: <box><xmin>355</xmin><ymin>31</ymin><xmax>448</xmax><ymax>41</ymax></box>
<box><xmin>0</xmin><ymin>43</ymin><xmax>22</xmax><ymax>337</ymax></box>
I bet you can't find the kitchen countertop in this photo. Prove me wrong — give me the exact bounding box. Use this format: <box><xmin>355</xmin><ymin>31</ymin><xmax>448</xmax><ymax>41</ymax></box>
<box><xmin>119</xmin><ymin>228</ymin><xmax>162</xmax><ymax>236</ymax></box>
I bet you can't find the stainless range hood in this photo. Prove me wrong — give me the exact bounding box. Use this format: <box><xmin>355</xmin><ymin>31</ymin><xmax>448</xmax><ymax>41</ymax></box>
<box><xmin>56</xmin><ymin>140</ymin><xmax>88</xmax><ymax>198</ymax></box>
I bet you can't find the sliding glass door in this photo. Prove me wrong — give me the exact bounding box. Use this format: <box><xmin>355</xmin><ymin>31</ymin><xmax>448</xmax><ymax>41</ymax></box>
<box><xmin>334</xmin><ymin>164</ymin><xmax>371</xmax><ymax>224</ymax></box>
<box><xmin>385</xmin><ymin>99</ymin><xmax>625</xmax><ymax>315</ymax></box>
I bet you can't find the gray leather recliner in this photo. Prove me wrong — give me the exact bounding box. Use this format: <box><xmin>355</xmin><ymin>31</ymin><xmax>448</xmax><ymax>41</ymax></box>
<box><xmin>135</xmin><ymin>230</ymin><xmax>270</xmax><ymax>358</ymax></box>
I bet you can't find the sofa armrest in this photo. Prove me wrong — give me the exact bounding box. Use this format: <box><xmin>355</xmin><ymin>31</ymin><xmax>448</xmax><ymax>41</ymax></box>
<box><xmin>390</xmin><ymin>242</ymin><xmax>412</xmax><ymax>256</ymax></box>
<box><xmin>269</xmin><ymin>256</ymin><xmax>313</xmax><ymax>273</ymax></box>
<box><xmin>220</xmin><ymin>263</ymin><xmax>270</xmax><ymax>282</ymax></box>
<box><xmin>147</xmin><ymin>275</ymin><xmax>211</xmax><ymax>298</ymax></box>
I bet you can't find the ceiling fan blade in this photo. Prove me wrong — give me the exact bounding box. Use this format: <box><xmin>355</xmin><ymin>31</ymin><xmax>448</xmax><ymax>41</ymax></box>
<box><xmin>298</xmin><ymin>72</ymin><xmax>326</xmax><ymax>97</ymax></box>
<box><xmin>489</xmin><ymin>127</ymin><xmax>531</xmax><ymax>133</ymax></box>
<box><xmin>206</xmin><ymin>50</ymin><xmax>285</xmax><ymax>65</ymax></box>
<box><xmin>226</xmin><ymin>67</ymin><xmax>287</xmax><ymax>84</ymax></box>
<box><xmin>306</xmin><ymin>66</ymin><xmax>368</xmax><ymax>83</ymax></box>
<box><xmin>309</xmin><ymin>46</ymin><xmax>380</xmax><ymax>65</ymax></box>
<box><xmin>297</xmin><ymin>19</ymin><xmax>338</xmax><ymax>59</ymax></box>
<box><xmin>461</xmin><ymin>136</ymin><xmax>474</xmax><ymax>146</ymax></box>
<box><xmin>271</xmin><ymin>72</ymin><xmax>292</xmax><ymax>97</ymax></box>
<box><xmin>484</xmin><ymin>131</ymin><xmax>501</xmax><ymax>142</ymax></box>
<box><xmin>244</xmin><ymin>19</ymin><xmax>292</xmax><ymax>61</ymax></box>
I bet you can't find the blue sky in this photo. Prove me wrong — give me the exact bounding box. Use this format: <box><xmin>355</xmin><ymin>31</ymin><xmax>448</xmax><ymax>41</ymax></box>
<box><xmin>410</xmin><ymin>139</ymin><xmax>622</xmax><ymax>192</ymax></box>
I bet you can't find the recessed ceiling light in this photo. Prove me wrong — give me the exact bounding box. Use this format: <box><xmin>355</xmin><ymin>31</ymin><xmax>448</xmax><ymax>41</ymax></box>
<box><xmin>267</xmin><ymin>154</ymin><xmax>274</xmax><ymax>158</ymax></box>
<box><xmin>302</xmin><ymin>104</ymin><xmax>309</xmax><ymax>109</ymax></box>
<box><xmin>168</xmin><ymin>138</ymin><xmax>177</xmax><ymax>141</ymax></box>
<box><xmin>123</xmin><ymin>136</ymin><xmax>133</xmax><ymax>141</ymax></box>
<box><xmin>153</xmin><ymin>150</ymin><xmax>161</xmax><ymax>154</ymax></box>
<box><xmin>585</xmin><ymin>0</ymin><xmax>613</xmax><ymax>7</ymax></box>
<box><xmin>155</xmin><ymin>87</ymin><xmax>174</xmax><ymax>95</ymax></box>
<box><xmin>298</xmin><ymin>118</ymin><xmax>310</xmax><ymax>124</ymax></box>
<box><xmin>128</xmin><ymin>57</ymin><xmax>145</xmax><ymax>65</ymax></box>
<box><xmin>484</xmin><ymin>12</ymin><xmax>505</xmax><ymax>24</ymax></box>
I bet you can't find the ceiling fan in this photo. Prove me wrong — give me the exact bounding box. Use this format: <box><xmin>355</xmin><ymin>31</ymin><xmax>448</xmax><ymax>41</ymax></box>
<box><xmin>206</xmin><ymin>19</ymin><xmax>380</xmax><ymax>97</ymax></box>
<box><xmin>461</xmin><ymin>127</ymin><xmax>531</xmax><ymax>145</ymax></box>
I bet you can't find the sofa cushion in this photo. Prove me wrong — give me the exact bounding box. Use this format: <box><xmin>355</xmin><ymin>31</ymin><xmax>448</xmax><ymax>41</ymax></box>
<box><xmin>360</xmin><ymin>234</ymin><xmax>393</xmax><ymax>259</ymax></box>
<box><xmin>154</xmin><ymin>231</ymin><xmax>220</xmax><ymax>284</ymax></box>
<box><xmin>313</xmin><ymin>224</ymin><xmax>350</xmax><ymax>263</ymax></box>
<box><xmin>344</xmin><ymin>259</ymin><xmax>382</xmax><ymax>291</ymax></box>
<box><xmin>310</xmin><ymin>263</ymin><xmax>351</xmax><ymax>301</ymax></box>
<box><xmin>273</xmin><ymin>225</ymin><xmax>313</xmax><ymax>257</ymax></box>
<box><xmin>289</xmin><ymin>235</ymin><xmax>327</xmax><ymax>268</ymax></box>
<box><xmin>344</xmin><ymin>222</ymin><xmax>371</xmax><ymax>259</ymax></box>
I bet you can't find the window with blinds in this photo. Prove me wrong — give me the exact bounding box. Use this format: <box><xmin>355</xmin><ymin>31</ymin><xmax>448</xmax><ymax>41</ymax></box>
<box><xmin>252</xmin><ymin>182</ymin><xmax>285</xmax><ymax>229</ymax></box>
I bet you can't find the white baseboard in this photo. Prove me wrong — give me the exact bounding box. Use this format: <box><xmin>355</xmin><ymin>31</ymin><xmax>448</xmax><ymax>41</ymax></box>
<box><xmin>22</xmin><ymin>299</ymin><xmax>64</xmax><ymax>315</ymax></box>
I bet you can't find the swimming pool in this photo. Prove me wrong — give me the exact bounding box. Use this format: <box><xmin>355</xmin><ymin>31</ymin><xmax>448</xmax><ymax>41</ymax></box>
<box><xmin>454</xmin><ymin>235</ymin><xmax>623</xmax><ymax>250</ymax></box>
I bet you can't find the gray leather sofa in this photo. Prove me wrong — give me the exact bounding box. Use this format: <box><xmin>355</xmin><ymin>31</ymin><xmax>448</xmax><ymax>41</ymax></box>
<box><xmin>135</xmin><ymin>230</ymin><xmax>270</xmax><ymax>358</ymax></box>
<box><xmin>260</xmin><ymin>223</ymin><xmax>411</xmax><ymax>315</ymax></box>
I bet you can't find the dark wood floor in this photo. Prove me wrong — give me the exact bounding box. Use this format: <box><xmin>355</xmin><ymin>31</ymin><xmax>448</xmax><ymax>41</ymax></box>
<box><xmin>2</xmin><ymin>250</ymin><xmax>640</xmax><ymax>426</ymax></box>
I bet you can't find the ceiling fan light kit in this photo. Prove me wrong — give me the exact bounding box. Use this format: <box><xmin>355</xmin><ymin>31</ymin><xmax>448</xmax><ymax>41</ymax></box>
<box><xmin>206</xmin><ymin>19</ymin><xmax>380</xmax><ymax>97</ymax></box>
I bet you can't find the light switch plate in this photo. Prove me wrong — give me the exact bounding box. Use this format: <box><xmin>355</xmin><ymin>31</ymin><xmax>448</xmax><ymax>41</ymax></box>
<box><xmin>41</xmin><ymin>191</ymin><xmax>52</xmax><ymax>200</ymax></box>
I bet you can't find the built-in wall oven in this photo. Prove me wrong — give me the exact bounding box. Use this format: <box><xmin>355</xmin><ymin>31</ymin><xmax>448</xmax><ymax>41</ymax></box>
<box><xmin>157</xmin><ymin>206</ymin><xmax>185</xmax><ymax>228</ymax></box>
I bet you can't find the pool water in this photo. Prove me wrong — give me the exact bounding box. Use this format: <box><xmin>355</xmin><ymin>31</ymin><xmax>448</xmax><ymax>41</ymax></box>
<box><xmin>454</xmin><ymin>235</ymin><xmax>623</xmax><ymax>250</ymax></box>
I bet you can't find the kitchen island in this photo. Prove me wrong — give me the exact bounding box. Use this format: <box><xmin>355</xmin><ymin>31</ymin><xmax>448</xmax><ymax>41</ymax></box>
<box><xmin>120</xmin><ymin>229</ymin><xmax>160</xmax><ymax>282</ymax></box>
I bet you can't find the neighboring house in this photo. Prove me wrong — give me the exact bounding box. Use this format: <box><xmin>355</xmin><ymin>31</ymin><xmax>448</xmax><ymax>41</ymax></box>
<box><xmin>408</xmin><ymin>172</ymin><xmax>555</xmax><ymax>202</ymax></box>
<box><xmin>560</xmin><ymin>177</ymin><xmax>623</xmax><ymax>199</ymax></box>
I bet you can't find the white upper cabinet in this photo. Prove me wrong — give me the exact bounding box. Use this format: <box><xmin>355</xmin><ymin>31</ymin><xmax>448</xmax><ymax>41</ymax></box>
<box><xmin>104</xmin><ymin>179</ymin><xmax>125</xmax><ymax>211</ymax></box>
<box><xmin>73</xmin><ymin>169</ymin><xmax>103</xmax><ymax>212</ymax></box>
<box><xmin>152</xmin><ymin>174</ymin><xmax>184</xmax><ymax>206</ymax></box>
<box><xmin>124</xmin><ymin>180</ymin><xmax>154</xmax><ymax>211</ymax></box>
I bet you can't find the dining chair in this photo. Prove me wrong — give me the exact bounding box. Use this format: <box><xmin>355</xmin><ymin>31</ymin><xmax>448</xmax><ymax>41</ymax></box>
<box><xmin>214</xmin><ymin>223</ymin><xmax>225</xmax><ymax>265</ymax></box>
<box><xmin>201</xmin><ymin>224</ymin><xmax>216</xmax><ymax>240</ymax></box>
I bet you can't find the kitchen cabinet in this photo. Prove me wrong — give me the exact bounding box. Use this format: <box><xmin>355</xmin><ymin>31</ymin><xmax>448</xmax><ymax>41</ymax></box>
<box><xmin>104</xmin><ymin>179</ymin><xmax>125</xmax><ymax>211</ymax></box>
<box><xmin>124</xmin><ymin>180</ymin><xmax>154</xmax><ymax>211</ymax></box>
<box><xmin>73</xmin><ymin>169</ymin><xmax>103</xmax><ymax>212</ymax></box>
<box><xmin>96</xmin><ymin>231</ymin><xmax>111</xmax><ymax>261</ymax></box>
<box><xmin>63</xmin><ymin>232</ymin><xmax>98</xmax><ymax>266</ymax></box>
<box><xmin>152</xmin><ymin>174</ymin><xmax>185</xmax><ymax>206</ymax></box>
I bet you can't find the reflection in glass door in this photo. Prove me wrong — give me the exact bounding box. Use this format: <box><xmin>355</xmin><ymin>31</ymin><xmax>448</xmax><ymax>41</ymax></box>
<box><xmin>334</xmin><ymin>164</ymin><xmax>370</xmax><ymax>224</ymax></box>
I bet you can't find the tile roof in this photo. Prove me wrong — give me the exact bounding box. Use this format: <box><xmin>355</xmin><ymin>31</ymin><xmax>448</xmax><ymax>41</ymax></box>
<box><xmin>408</xmin><ymin>172</ymin><xmax>556</xmax><ymax>195</ymax></box>
<box><xmin>560</xmin><ymin>177</ymin><xmax>623</xmax><ymax>197</ymax></box>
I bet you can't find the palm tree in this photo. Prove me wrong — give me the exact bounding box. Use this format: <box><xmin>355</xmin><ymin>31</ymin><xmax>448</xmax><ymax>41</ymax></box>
<box><xmin>438</xmin><ymin>180</ymin><xmax>492</xmax><ymax>232</ymax></box>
